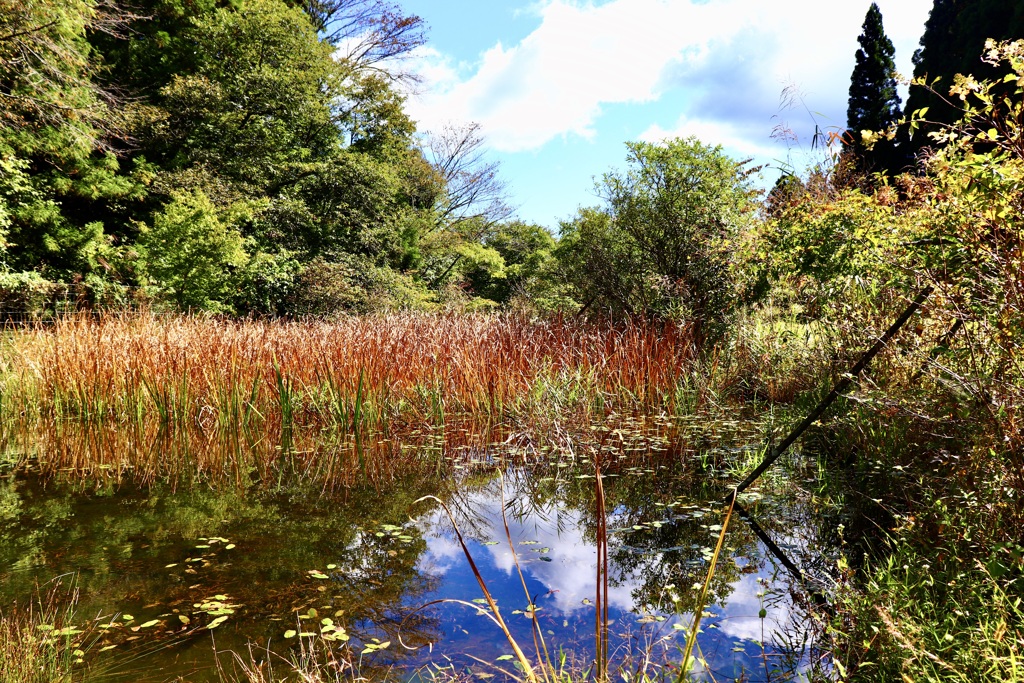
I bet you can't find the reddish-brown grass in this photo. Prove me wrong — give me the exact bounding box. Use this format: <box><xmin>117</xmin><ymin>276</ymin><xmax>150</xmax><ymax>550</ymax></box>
<box><xmin>2</xmin><ymin>312</ymin><xmax>697</xmax><ymax>428</ymax></box>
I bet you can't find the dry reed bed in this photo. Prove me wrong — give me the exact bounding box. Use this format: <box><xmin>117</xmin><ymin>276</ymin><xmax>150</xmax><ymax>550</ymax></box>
<box><xmin>0</xmin><ymin>313</ymin><xmax>696</xmax><ymax>429</ymax></box>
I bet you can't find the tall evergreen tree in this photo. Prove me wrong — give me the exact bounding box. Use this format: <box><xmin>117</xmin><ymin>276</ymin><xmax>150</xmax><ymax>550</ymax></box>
<box><xmin>847</xmin><ymin>3</ymin><xmax>904</xmax><ymax>176</ymax></box>
<box><xmin>905</xmin><ymin>0</ymin><xmax>1024</xmax><ymax>157</ymax></box>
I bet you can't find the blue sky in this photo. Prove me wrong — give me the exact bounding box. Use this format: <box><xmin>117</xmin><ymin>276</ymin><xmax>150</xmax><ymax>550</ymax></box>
<box><xmin>394</xmin><ymin>0</ymin><xmax>935</xmax><ymax>230</ymax></box>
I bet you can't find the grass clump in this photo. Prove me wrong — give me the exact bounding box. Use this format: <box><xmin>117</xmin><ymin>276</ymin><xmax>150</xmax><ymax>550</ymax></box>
<box><xmin>0</xmin><ymin>587</ymin><xmax>85</xmax><ymax>683</ymax></box>
<box><xmin>828</xmin><ymin>536</ymin><xmax>1024</xmax><ymax>682</ymax></box>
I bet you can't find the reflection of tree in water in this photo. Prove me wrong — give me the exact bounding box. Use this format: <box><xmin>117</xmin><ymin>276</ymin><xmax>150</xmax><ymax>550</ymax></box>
<box><xmin>0</xmin><ymin>417</ymin><xmax>825</xmax><ymax>679</ymax></box>
<box><xmin>608</xmin><ymin>516</ymin><xmax>756</xmax><ymax>615</ymax></box>
<box><xmin>0</xmin><ymin>472</ymin><xmax>454</xmax><ymax>668</ymax></box>
<box><xmin>599</xmin><ymin>463</ymin><xmax>759</xmax><ymax>615</ymax></box>
<box><xmin>313</xmin><ymin>524</ymin><xmax>443</xmax><ymax>657</ymax></box>
<box><xmin>438</xmin><ymin>457</ymin><xmax>762</xmax><ymax>616</ymax></box>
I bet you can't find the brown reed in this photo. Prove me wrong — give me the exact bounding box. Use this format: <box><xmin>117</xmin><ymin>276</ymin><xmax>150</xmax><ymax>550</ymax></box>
<box><xmin>0</xmin><ymin>311</ymin><xmax>708</xmax><ymax>487</ymax></box>
<box><xmin>1</xmin><ymin>311</ymin><xmax>697</xmax><ymax>430</ymax></box>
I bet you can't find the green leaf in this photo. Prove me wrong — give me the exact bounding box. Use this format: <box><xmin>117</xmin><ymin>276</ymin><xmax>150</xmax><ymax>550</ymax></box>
<box><xmin>206</xmin><ymin>615</ymin><xmax>229</xmax><ymax>630</ymax></box>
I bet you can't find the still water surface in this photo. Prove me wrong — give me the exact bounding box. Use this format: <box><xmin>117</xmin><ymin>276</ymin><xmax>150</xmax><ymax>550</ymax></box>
<box><xmin>0</xmin><ymin>428</ymin><xmax>831</xmax><ymax>681</ymax></box>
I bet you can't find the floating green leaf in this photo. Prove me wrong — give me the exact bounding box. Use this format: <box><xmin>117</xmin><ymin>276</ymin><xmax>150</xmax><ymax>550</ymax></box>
<box><xmin>206</xmin><ymin>615</ymin><xmax>229</xmax><ymax>630</ymax></box>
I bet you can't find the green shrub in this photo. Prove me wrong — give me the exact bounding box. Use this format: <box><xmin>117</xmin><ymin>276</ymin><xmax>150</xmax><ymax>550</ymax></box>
<box><xmin>0</xmin><ymin>272</ymin><xmax>60</xmax><ymax>318</ymax></box>
<box><xmin>138</xmin><ymin>190</ymin><xmax>248</xmax><ymax>312</ymax></box>
<box><xmin>558</xmin><ymin>137</ymin><xmax>758</xmax><ymax>342</ymax></box>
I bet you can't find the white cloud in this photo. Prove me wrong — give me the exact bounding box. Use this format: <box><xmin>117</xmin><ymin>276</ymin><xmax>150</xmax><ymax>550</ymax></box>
<box><xmin>643</xmin><ymin>0</ymin><xmax>934</xmax><ymax>172</ymax></box>
<box><xmin>405</xmin><ymin>0</ymin><xmax>737</xmax><ymax>151</ymax></box>
<box><xmin>404</xmin><ymin>0</ymin><xmax>933</xmax><ymax>160</ymax></box>
<box><xmin>639</xmin><ymin>118</ymin><xmax>782</xmax><ymax>167</ymax></box>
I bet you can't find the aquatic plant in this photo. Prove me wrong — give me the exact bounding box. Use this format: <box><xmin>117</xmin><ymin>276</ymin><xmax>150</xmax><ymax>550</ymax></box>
<box><xmin>0</xmin><ymin>584</ymin><xmax>88</xmax><ymax>683</ymax></box>
<box><xmin>0</xmin><ymin>312</ymin><xmax>697</xmax><ymax>431</ymax></box>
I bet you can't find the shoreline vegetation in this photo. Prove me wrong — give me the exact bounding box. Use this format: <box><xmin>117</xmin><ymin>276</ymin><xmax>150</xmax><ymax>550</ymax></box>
<box><xmin>0</xmin><ymin>312</ymin><xmax>707</xmax><ymax>486</ymax></box>
<box><xmin>0</xmin><ymin>313</ymin><xmax>699</xmax><ymax>428</ymax></box>
<box><xmin>1</xmin><ymin>270</ymin><xmax>1021</xmax><ymax>681</ymax></box>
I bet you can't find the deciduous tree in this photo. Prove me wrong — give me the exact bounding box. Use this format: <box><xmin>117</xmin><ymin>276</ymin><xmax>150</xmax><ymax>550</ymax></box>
<box><xmin>139</xmin><ymin>189</ymin><xmax>247</xmax><ymax>311</ymax></box>
<box><xmin>558</xmin><ymin>138</ymin><xmax>758</xmax><ymax>342</ymax></box>
<box><xmin>420</xmin><ymin>123</ymin><xmax>512</xmax><ymax>288</ymax></box>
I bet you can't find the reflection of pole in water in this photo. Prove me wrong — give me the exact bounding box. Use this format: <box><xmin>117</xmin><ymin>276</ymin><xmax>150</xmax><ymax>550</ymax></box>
<box><xmin>733</xmin><ymin>502</ymin><xmax>829</xmax><ymax>608</ymax></box>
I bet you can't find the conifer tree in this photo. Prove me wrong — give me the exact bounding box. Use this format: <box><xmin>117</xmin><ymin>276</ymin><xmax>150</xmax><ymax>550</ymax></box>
<box><xmin>847</xmin><ymin>3</ymin><xmax>904</xmax><ymax>176</ymax></box>
<box><xmin>905</xmin><ymin>0</ymin><xmax>1024</xmax><ymax>157</ymax></box>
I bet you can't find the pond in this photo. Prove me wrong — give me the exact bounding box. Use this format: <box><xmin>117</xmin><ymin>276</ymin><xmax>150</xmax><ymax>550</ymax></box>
<box><xmin>0</xmin><ymin>420</ymin><xmax>834</xmax><ymax>682</ymax></box>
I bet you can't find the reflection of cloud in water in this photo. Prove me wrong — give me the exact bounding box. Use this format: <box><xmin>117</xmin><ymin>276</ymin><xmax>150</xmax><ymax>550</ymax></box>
<box><xmin>417</xmin><ymin>533</ymin><xmax>464</xmax><ymax>577</ymax></box>
<box><xmin>711</xmin><ymin>573</ymin><xmax>791</xmax><ymax>643</ymax></box>
<box><xmin>416</xmin><ymin>485</ymin><xmax>638</xmax><ymax>615</ymax></box>
<box><xmin>412</xmin><ymin>478</ymin><xmax>820</xmax><ymax>681</ymax></box>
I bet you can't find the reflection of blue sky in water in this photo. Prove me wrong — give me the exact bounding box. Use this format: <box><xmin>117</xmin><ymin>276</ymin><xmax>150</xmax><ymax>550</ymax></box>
<box><xmin>0</xmin><ymin>457</ymin><xmax>827</xmax><ymax>681</ymax></box>
<box><xmin>411</xmin><ymin>479</ymin><xmax>821</xmax><ymax>681</ymax></box>
<box><xmin>418</xmin><ymin>498</ymin><xmax>637</xmax><ymax>615</ymax></box>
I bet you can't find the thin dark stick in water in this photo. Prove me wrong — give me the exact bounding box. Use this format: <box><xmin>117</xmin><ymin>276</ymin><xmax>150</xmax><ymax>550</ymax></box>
<box><xmin>594</xmin><ymin>464</ymin><xmax>609</xmax><ymax>681</ymax></box>
<box><xmin>733</xmin><ymin>501</ymin><xmax>829</xmax><ymax>607</ymax></box>
<box><xmin>729</xmin><ymin>285</ymin><xmax>933</xmax><ymax>499</ymax></box>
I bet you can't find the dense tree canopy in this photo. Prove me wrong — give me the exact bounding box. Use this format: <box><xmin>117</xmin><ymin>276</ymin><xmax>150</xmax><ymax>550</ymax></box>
<box><xmin>4</xmin><ymin>0</ymin><xmax>1019</xmax><ymax>355</ymax></box>
<box><xmin>0</xmin><ymin>0</ymin><xmax>507</xmax><ymax>316</ymax></box>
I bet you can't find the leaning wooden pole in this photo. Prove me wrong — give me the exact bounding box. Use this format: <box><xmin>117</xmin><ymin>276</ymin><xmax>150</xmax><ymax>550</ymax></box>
<box><xmin>728</xmin><ymin>285</ymin><xmax>934</xmax><ymax>501</ymax></box>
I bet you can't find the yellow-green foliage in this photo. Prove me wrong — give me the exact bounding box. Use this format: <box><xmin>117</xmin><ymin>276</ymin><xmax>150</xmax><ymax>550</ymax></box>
<box><xmin>789</xmin><ymin>41</ymin><xmax>1024</xmax><ymax>683</ymax></box>
<box><xmin>739</xmin><ymin>176</ymin><xmax>935</xmax><ymax>316</ymax></box>
<box><xmin>0</xmin><ymin>592</ymin><xmax>80</xmax><ymax>683</ymax></box>
<box><xmin>918</xmin><ymin>40</ymin><xmax>1024</xmax><ymax>330</ymax></box>
<box><xmin>139</xmin><ymin>189</ymin><xmax>248</xmax><ymax>312</ymax></box>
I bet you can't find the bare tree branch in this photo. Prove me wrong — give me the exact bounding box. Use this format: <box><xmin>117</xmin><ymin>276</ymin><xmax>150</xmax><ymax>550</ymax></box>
<box><xmin>298</xmin><ymin>0</ymin><xmax>425</xmax><ymax>81</ymax></box>
<box><xmin>425</xmin><ymin>122</ymin><xmax>514</xmax><ymax>235</ymax></box>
